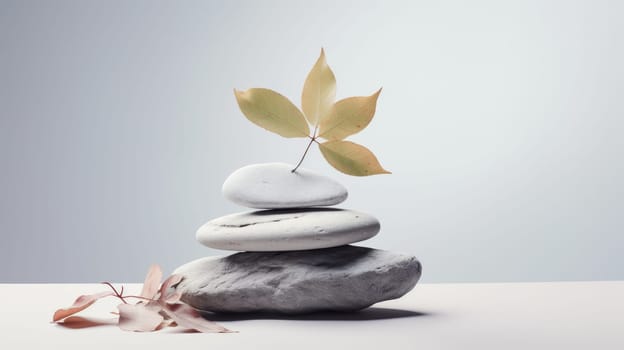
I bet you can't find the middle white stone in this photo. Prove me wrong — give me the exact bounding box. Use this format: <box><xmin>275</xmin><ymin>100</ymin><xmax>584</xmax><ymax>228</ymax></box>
<box><xmin>196</xmin><ymin>208</ymin><xmax>380</xmax><ymax>252</ymax></box>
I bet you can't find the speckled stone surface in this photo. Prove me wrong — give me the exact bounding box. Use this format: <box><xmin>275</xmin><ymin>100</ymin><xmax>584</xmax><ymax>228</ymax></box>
<box><xmin>173</xmin><ymin>245</ymin><xmax>422</xmax><ymax>314</ymax></box>
<box><xmin>196</xmin><ymin>208</ymin><xmax>380</xmax><ymax>251</ymax></box>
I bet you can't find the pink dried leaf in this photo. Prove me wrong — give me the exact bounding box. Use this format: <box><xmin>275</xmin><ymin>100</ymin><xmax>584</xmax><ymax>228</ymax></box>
<box><xmin>163</xmin><ymin>291</ymin><xmax>182</xmax><ymax>304</ymax></box>
<box><xmin>139</xmin><ymin>264</ymin><xmax>163</xmax><ymax>300</ymax></box>
<box><xmin>158</xmin><ymin>274</ymin><xmax>183</xmax><ymax>303</ymax></box>
<box><xmin>161</xmin><ymin>303</ymin><xmax>234</xmax><ymax>333</ymax></box>
<box><xmin>143</xmin><ymin>300</ymin><xmax>164</xmax><ymax>312</ymax></box>
<box><xmin>140</xmin><ymin>300</ymin><xmax>172</xmax><ymax>320</ymax></box>
<box><xmin>118</xmin><ymin>303</ymin><xmax>164</xmax><ymax>332</ymax></box>
<box><xmin>156</xmin><ymin>319</ymin><xmax>176</xmax><ymax>330</ymax></box>
<box><xmin>53</xmin><ymin>291</ymin><xmax>115</xmax><ymax>322</ymax></box>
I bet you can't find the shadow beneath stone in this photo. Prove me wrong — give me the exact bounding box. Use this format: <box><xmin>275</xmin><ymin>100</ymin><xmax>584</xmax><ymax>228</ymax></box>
<box><xmin>202</xmin><ymin>307</ymin><xmax>432</xmax><ymax>322</ymax></box>
<box><xmin>252</xmin><ymin>208</ymin><xmax>342</xmax><ymax>216</ymax></box>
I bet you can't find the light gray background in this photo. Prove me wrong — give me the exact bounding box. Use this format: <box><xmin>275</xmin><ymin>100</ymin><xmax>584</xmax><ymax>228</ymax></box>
<box><xmin>1</xmin><ymin>0</ymin><xmax>622</xmax><ymax>283</ymax></box>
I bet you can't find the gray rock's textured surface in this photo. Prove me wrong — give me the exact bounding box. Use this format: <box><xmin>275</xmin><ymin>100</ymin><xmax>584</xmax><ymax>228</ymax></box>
<box><xmin>173</xmin><ymin>245</ymin><xmax>421</xmax><ymax>314</ymax></box>
<box><xmin>196</xmin><ymin>208</ymin><xmax>380</xmax><ymax>251</ymax></box>
<box><xmin>222</xmin><ymin>163</ymin><xmax>348</xmax><ymax>209</ymax></box>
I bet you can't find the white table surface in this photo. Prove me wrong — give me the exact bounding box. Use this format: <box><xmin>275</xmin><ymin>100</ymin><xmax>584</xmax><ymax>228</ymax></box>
<box><xmin>2</xmin><ymin>281</ymin><xmax>622</xmax><ymax>349</ymax></box>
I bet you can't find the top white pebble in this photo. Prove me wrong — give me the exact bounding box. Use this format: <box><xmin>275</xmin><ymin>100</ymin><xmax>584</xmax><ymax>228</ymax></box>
<box><xmin>222</xmin><ymin>163</ymin><xmax>348</xmax><ymax>209</ymax></box>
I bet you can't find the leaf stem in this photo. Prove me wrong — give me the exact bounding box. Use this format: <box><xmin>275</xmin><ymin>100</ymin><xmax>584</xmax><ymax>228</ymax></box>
<box><xmin>122</xmin><ymin>295</ymin><xmax>157</xmax><ymax>302</ymax></box>
<box><xmin>101</xmin><ymin>281</ymin><xmax>160</xmax><ymax>304</ymax></box>
<box><xmin>101</xmin><ymin>281</ymin><xmax>128</xmax><ymax>304</ymax></box>
<box><xmin>292</xmin><ymin>136</ymin><xmax>315</xmax><ymax>173</ymax></box>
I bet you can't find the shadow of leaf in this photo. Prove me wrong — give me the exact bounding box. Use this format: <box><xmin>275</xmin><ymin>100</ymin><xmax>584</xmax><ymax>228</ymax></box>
<box><xmin>56</xmin><ymin>316</ymin><xmax>117</xmax><ymax>329</ymax></box>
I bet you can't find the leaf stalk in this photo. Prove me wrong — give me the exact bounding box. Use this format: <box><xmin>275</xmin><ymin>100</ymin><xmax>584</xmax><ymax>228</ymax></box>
<box><xmin>291</xmin><ymin>136</ymin><xmax>316</xmax><ymax>173</ymax></box>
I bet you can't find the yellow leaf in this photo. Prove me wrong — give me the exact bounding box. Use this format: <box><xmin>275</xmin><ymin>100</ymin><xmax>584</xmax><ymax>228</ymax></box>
<box><xmin>319</xmin><ymin>140</ymin><xmax>391</xmax><ymax>176</ymax></box>
<box><xmin>234</xmin><ymin>88</ymin><xmax>310</xmax><ymax>138</ymax></box>
<box><xmin>319</xmin><ymin>88</ymin><xmax>382</xmax><ymax>140</ymax></box>
<box><xmin>301</xmin><ymin>48</ymin><xmax>336</xmax><ymax>127</ymax></box>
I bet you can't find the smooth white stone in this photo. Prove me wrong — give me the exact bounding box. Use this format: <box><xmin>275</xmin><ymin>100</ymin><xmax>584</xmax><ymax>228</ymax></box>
<box><xmin>222</xmin><ymin>163</ymin><xmax>348</xmax><ymax>209</ymax></box>
<box><xmin>196</xmin><ymin>208</ymin><xmax>380</xmax><ymax>251</ymax></box>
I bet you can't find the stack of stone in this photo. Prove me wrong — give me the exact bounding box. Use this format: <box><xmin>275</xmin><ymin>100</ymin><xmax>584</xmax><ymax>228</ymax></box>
<box><xmin>173</xmin><ymin>163</ymin><xmax>421</xmax><ymax>314</ymax></box>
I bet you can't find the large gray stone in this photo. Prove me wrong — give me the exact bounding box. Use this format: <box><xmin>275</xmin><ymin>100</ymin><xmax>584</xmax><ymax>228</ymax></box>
<box><xmin>196</xmin><ymin>208</ymin><xmax>380</xmax><ymax>252</ymax></box>
<box><xmin>173</xmin><ymin>245</ymin><xmax>421</xmax><ymax>314</ymax></box>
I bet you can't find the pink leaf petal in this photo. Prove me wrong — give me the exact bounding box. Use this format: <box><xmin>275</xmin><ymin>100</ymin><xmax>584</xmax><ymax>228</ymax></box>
<box><xmin>158</xmin><ymin>274</ymin><xmax>183</xmax><ymax>303</ymax></box>
<box><xmin>161</xmin><ymin>303</ymin><xmax>234</xmax><ymax>333</ymax></box>
<box><xmin>157</xmin><ymin>319</ymin><xmax>176</xmax><ymax>329</ymax></box>
<box><xmin>139</xmin><ymin>264</ymin><xmax>163</xmax><ymax>300</ymax></box>
<box><xmin>53</xmin><ymin>291</ymin><xmax>115</xmax><ymax>322</ymax></box>
<box><xmin>117</xmin><ymin>303</ymin><xmax>164</xmax><ymax>332</ymax></box>
<box><xmin>163</xmin><ymin>291</ymin><xmax>182</xmax><ymax>304</ymax></box>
